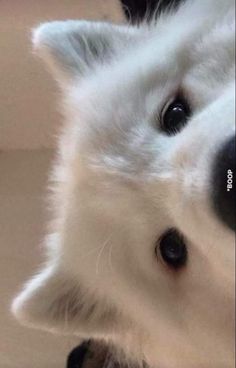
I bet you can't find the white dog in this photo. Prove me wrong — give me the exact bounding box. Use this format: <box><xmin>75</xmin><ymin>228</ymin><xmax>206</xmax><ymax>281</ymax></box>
<box><xmin>12</xmin><ymin>0</ymin><xmax>235</xmax><ymax>367</ymax></box>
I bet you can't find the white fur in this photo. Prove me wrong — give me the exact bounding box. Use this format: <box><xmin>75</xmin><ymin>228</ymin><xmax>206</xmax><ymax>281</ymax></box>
<box><xmin>12</xmin><ymin>1</ymin><xmax>235</xmax><ymax>367</ymax></box>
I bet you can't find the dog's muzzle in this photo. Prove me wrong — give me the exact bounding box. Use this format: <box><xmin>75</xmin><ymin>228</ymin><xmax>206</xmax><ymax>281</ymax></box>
<box><xmin>212</xmin><ymin>136</ymin><xmax>236</xmax><ymax>231</ymax></box>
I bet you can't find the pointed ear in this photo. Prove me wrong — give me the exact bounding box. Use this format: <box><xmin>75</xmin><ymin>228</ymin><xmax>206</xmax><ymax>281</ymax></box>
<box><xmin>11</xmin><ymin>264</ymin><xmax>119</xmax><ymax>337</ymax></box>
<box><xmin>32</xmin><ymin>20</ymin><xmax>137</xmax><ymax>85</ymax></box>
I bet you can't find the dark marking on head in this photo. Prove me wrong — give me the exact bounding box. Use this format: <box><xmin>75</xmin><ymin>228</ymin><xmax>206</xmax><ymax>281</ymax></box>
<box><xmin>120</xmin><ymin>0</ymin><xmax>184</xmax><ymax>22</ymax></box>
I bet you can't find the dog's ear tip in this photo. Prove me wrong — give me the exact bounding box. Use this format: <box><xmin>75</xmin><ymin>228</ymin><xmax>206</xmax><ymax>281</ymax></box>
<box><xmin>32</xmin><ymin>21</ymin><xmax>68</xmax><ymax>50</ymax></box>
<box><xmin>11</xmin><ymin>294</ymin><xmax>24</xmax><ymax>321</ymax></box>
<box><xmin>32</xmin><ymin>22</ymin><xmax>57</xmax><ymax>51</ymax></box>
<box><xmin>30</xmin><ymin>20</ymin><xmax>137</xmax><ymax>83</ymax></box>
<box><xmin>11</xmin><ymin>289</ymin><xmax>35</xmax><ymax>328</ymax></box>
<box><xmin>10</xmin><ymin>265</ymin><xmax>58</xmax><ymax>329</ymax></box>
<box><xmin>32</xmin><ymin>21</ymin><xmax>86</xmax><ymax>49</ymax></box>
<box><xmin>32</xmin><ymin>23</ymin><xmax>47</xmax><ymax>50</ymax></box>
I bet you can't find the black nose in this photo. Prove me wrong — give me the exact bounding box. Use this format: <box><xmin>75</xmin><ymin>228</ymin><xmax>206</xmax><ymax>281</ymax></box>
<box><xmin>212</xmin><ymin>136</ymin><xmax>235</xmax><ymax>231</ymax></box>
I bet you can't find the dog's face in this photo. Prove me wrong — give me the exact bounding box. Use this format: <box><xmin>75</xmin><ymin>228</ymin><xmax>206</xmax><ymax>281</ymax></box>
<box><xmin>12</xmin><ymin>1</ymin><xmax>235</xmax><ymax>367</ymax></box>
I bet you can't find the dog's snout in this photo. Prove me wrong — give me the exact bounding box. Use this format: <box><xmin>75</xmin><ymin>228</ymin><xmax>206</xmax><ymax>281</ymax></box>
<box><xmin>212</xmin><ymin>136</ymin><xmax>236</xmax><ymax>231</ymax></box>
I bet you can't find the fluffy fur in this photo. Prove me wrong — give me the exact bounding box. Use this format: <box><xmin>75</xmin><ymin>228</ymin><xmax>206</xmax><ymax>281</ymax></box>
<box><xmin>12</xmin><ymin>1</ymin><xmax>235</xmax><ymax>367</ymax></box>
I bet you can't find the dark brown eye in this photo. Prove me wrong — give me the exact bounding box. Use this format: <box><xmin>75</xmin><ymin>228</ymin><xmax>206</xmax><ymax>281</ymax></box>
<box><xmin>157</xmin><ymin>228</ymin><xmax>187</xmax><ymax>269</ymax></box>
<box><xmin>161</xmin><ymin>97</ymin><xmax>190</xmax><ymax>135</ymax></box>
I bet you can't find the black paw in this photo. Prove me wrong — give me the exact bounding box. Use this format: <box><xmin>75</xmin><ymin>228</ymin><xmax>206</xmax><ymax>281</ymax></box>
<box><xmin>67</xmin><ymin>341</ymin><xmax>91</xmax><ymax>368</ymax></box>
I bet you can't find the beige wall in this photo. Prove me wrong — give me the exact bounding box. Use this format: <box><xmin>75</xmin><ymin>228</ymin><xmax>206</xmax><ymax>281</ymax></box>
<box><xmin>0</xmin><ymin>150</ymin><xmax>77</xmax><ymax>368</ymax></box>
<box><xmin>0</xmin><ymin>1</ymin><xmax>123</xmax><ymax>367</ymax></box>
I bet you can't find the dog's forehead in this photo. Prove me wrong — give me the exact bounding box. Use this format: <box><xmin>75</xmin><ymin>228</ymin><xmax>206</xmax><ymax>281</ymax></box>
<box><xmin>185</xmin><ymin>16</ymin><xmax>235</xmax><ymax>99</ymax></box>
<box><xmin>74</xmin><ymin>14</ymin><xmax>234</xmax><ymax>110</ymax></box>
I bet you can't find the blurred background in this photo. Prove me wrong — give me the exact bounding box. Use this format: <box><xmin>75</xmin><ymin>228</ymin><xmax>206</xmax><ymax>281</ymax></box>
<box><xmin>0</xmin><ymin>1</ymin><xmax>123</xmax><ymax>367</ymax></box>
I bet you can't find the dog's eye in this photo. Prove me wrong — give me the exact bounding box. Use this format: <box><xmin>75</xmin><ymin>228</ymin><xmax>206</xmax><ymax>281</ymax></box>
<box><xmin>156</xmin><ymin>229</ymin><xmax>187</xmax><ymax>269</ymax></box>
<box><xmin>161</xmin><ymin>97</ymin><xmax>190</xmax><ymax>135</ymax></box>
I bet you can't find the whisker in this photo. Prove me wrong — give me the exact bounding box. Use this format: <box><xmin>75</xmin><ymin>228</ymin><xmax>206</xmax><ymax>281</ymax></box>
<box><xmin>108</xmin><ymin>240</ymin><xmax>114</xmax><ymax>274</ymax></box>
<box><xmin>79</xmin><ymin>243</ymin><xmax>108</xmax><ymax>261</ymax></box>
<box><xmin>95</xmin><ymin>236</ymin><xmax>111</xmax><ymax>276</ymax></box>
